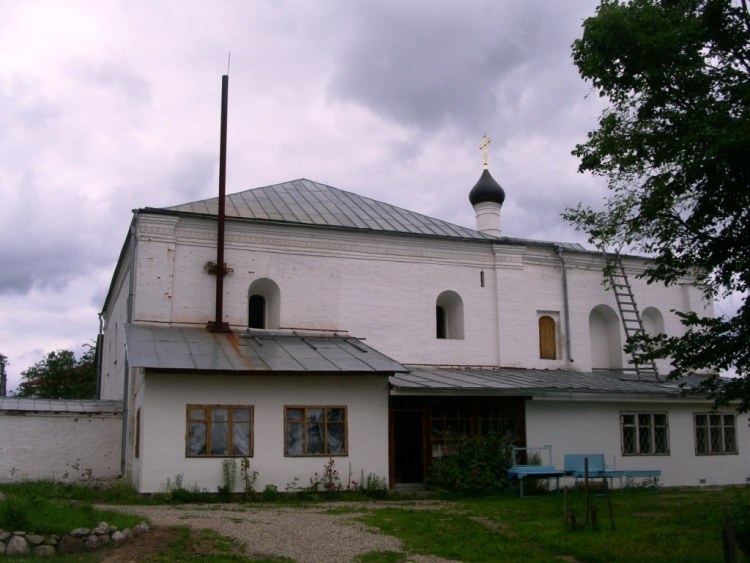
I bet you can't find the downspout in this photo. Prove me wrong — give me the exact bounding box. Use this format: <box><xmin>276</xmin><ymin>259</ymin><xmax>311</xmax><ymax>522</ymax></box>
<box><xmin>120</xmin><ymin>211</ymin><xmax>138</xmax><ymax>475</ymax></box>
<box><xmin>555</xmin><ymin>246</ymin><xmax>574</xmax><ymax>365</ymax></box>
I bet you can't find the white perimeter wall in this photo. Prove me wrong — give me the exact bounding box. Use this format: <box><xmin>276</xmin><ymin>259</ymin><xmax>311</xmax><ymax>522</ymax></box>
<box><xmin>135</xmin><ymin>373</ymin><xmax>389</xmax><ymax>494</ymax></box>
<box><xmin>526</xmin><ymin>398</ymin><xmax>750</xmax><ymax>487</ymax></box>
<box><xmin>0</xmin><ymin>412</ymin><xmax>122</xmax><ymax>484</ymax></box>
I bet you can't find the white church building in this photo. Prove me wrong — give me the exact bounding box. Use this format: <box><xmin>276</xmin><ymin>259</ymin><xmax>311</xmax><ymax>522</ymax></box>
<box><xmin>93</xmin><ymin>166</ymin><xmax>748</xmax><ymax>494</ymax></box>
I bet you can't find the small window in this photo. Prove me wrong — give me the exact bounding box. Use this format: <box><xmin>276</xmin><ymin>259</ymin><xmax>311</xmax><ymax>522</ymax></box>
<box><xmin>249</xmin><ymin>295</ymin><xmax>266</xmax><ymax>329</ymax></box>
<box><xmin>436</xmin><ymin>306</ymin><xmax>447</xmax><ymax>339</ymax></box>
<box><xmin>285</xmin><ymin>406</ymin><xmax>347</xmax><ymax>456</ymax></box>
<box><xmin>435</xmin><ymin>291</ymin><xmax>464</xmax><ymax>340</ymax></box>
<box><xmin>694</xmin><ymin>413</ymin><xmax>737</xmax><ymax>455</ymax></box>
<box><xmin>539</xmin><ymin>316</ymin><xmax>556</xmax><ymax>359</ymax></box>
<box><xmin>186</xmin><ymin>405</ymin><xmax>253</xmax><ymax>457</ymax></box>
<box><xmin>621</xmin><ymin>412</ymin><xmax>669</xmax><ymax>455</ymax></box>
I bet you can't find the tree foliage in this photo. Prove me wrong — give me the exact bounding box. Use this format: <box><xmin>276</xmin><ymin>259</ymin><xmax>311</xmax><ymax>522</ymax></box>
<box><xmin>565</xmin><ymin>0</ymin><xmax>750</xmax><ymax>409</ymax></box>
<box><xmin>15</xmin><ymin>344</ymin><xmax>97</xmax><ymax>400</ymax></box>
<box><xmin>0</xmin><ymin>352</ymin><xmax>7</xmax><ymax>397</ymax></box>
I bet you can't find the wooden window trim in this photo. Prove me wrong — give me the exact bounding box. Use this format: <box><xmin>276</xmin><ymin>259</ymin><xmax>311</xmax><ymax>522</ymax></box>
<box><xmin>186</xmin><ymin>404</ymin><xmax>254</xmax><ymax>458</ymax></box>
<box><xmin>284</xmin><ymin>405</ymin><xmax>348</xmax><ymax>457</ymax></box>
<box><xmin>539</xmin><ymin>315</ymin><xmax>557</xmax><ymax>360</ymax></box>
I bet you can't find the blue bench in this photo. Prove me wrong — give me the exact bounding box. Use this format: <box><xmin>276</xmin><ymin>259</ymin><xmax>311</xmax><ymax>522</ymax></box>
<box><xmin>564</xmin><ymin>454</ymin><xmax>661</xmax><ymax>489</ymax></box>
<box><xmin>508</xmin><ymin>446</ymin><xmax>566</xmax><ymax>498</ymax></box>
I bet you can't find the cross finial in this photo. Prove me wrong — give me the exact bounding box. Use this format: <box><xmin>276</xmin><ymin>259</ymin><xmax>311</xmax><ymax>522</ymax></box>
<box><xmin>479</xmin><ymin>134</ymin><xmax>491</xmax><ymax>169</ymax></box>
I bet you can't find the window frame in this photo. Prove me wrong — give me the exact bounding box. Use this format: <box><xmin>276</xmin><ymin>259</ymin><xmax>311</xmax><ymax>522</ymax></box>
<box><xmin>284</xmin><ymin>406</ymin><xmax>348</xmax><ymax>457</ymax></box>
<box><xmin>538</xmin><ymin>315</ymin><xmax>557</xmax><ymax>360</ymax></box>
<box><xmin>186</xmin><ymin>404</ymin><xmax>254</xmax><ymax>458</ymax></box>
<box><xmin>694</xmin><ymin>412</ymin><xmax>738</xmax><ymax>455</ymax></box>
<box><xmin>620</xmin><ymin>411</ymin><xmax>670</xmax><ymax>456</ymax></box>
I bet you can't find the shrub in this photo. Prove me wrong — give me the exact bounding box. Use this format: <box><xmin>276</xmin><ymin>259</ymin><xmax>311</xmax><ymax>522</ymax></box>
<box><xmin>427</xmin><ymin>432</ymin><xmax>511</xmax><ymax>495</ymax></box>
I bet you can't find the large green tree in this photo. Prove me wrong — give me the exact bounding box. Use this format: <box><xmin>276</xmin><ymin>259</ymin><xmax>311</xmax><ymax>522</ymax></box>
<box><xmin>565</xmin><ymin>0</ymin><xmax>750</xmax><ymax>409</ymax></box>
<box><xmin>16</xmin><ymin>344</ymin><xmax>97</xmax><ymax>400</ymax></box>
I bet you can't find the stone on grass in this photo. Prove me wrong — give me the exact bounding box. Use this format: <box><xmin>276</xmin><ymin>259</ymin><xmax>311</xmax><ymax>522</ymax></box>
<box><xmin>132</xmin><ymin>522</ymin><xmax>149</xmax><ymax>537</ymax></box>
<box><xmin>111</xmin><ymin>530</ymin><xmax>127</xmax><ymax>544</ymax></box>
<box><xmin>0</xmin><ymin>530</ymin><xmax>10</xmax><ymax>541</ymax></box>
<box><xmin>6</xmin><ymin>535</ymin><xmax>30</xmax><ymax>555</ymax></box>
<box><xmin>98</xmin><ymin>534</ymin><xmax>111</xmax><ymax>546</ymax></box>
<box><xmin>27</xmin><ymin>533</ymin><xmax>44</xmax><ymax>546</ymax></box>
<box><xmin>57</xmin><ymin>535</ymin><xmax>86</xmax><ymax>554</ymax></box>
<box><xmin>70</xmin><ymin>527</ymin><xmax>90</xmax><ymax>538</ymax></box>
<box><xmin>34</xmin><ymin>545</ymin><xmax>56</xmax><ymax>557</ymax></box>
<box><xmin>0</xmin><ymin>542</ymin><xmax>6</xmax><ymax>555</ymax></box>
<box><xmin>123</xmin><ymin>527</ymin><xmax>133</xmax><ymax>539</ymax></box>
<box><xmin>85</xmin><ymin>535</ymin><xmax>100</xmax><ymax>550</ymax></box>
<box><xmin>93</xmin><ymin>521</ymin><xmax>111</xmax><ymax>535</ymax></box>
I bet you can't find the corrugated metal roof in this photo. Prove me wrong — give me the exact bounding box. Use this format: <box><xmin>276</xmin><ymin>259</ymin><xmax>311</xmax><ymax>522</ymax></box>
<box><xmin>160</xmin><ymin>178</ymin><xmax>586</xmax><ymax>247</ymax></box>
<box><xmin>0</xmin><ymin>398</ymin><xmax>122</xmax><ymax>413</ymax></box>
<box><xmin>391</xmin><ymin>366</ymin><xmax>707</xmax><ymax>397</ymax></box>
<box><xmin>125</xmin><ymin>324</ymin><xmax>407</xmax><ymax>374</ymax></box>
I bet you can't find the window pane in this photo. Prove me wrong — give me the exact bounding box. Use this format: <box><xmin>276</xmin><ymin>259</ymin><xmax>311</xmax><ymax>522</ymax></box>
<box><xmin>327</xmin><ymin>408</ymin><xmax>345</xmax><ymax>422</ymax></box>
<box><xmin>638</xmin><ymin>424</ymin><xmax>652</xmax><ymax>454</ymax></box>
<box><xmin>307</xmin><ymin>408</ymin><xmax>324</xmax><ymax>422</ymax></box>
<box><xmin>233</xmin><ymin>408</ymin><xmax>251</xmax><ymax>422</ymax></box>
<box><xmin>724</xmin><ymin>426</ymin><xmax>737</xmax><ymax>453</ymax></box>
<box><xmin>710</xmin><ymin>426</ymin><xmax>722</xmax><ymax>453</ymax></box>
<box><xmin>307</xmin><ymin>421</ymin><xmax>324</xmax><ymax>454</ymax></box>
<box><xmin>695</xmin><ymin>414</ymin><xmax>707</xmax><ymax>427</ymax></box>
<box><xmin>327</xmin><ymin>422</ymin><xmax>345</xmax><ymax>454</ymax></box>
<box><xmin>233</xmin><ymin>422</ymin><xmax>251</xmax><ymax>455</ymax></box>
<box><xmin>286</xmin><ymin>422</ymin><xmax>303</xmax><ymax>455</ymax></box>
<box><xmin>211</xmin><ymin>422</ymin><xmax>229</xmax><ymax>455</ymax></box>
<box><xmin>287</xmin><ymin>408</ymin><xmax>303</xmax><ymax>421</ymax></box>
<box><xmin>188</xmin><ymin>422</ymin><xmax>207</xmax><ymax>455</ymax></box>
<box><xmin>654</xmin><ymin>425</ymin><xmax>668</xmax><ymax>454</ymax></box>
<box><xmin>696</xmin><ymin>426</ymin><xmax>708</xmax><ymax>454</ymax></box>
<box><xmin>622</xmin><ymin>414</ymin><xmax>634</xmax><ymax>426</ymax></box>
<box><xmin>623</xmin><ymin>426</ymin><xmax>636</xmax><ymax>454</ymax></box>
<box><xmin>212</xmin><ymin>408</ymin><xmax>228</xmax><ymax>422</ymax></box>
<box><xmin>190</xmin><ymin>408</ymin><xmax>206</xmax><ymax>420</ymax></box>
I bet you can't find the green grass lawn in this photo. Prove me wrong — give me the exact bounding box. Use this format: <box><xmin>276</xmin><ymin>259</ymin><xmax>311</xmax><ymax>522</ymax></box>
<box><xmin>359</xmin><ymin>488</ymin><xmax>750</xmax><ymax>562</ymax></box>
<box><xmin>2</xmin><ymin>480</ymin><xmax>748</xmax><ymax>561</ymax></box>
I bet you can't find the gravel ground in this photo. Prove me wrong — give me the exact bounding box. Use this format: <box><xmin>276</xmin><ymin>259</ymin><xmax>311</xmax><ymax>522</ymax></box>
<box><xmin>103</xmin><ymin>501</ymin><xmax>460</xmax><ymax>562</ymax></box>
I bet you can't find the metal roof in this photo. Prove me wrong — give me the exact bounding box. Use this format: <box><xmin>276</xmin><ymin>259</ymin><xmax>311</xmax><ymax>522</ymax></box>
<box><xmin>159</xmin><ymin>178</ymin><xmax>556</xmax><ymax>244</ymax></box>
<box><xmin>391</xmin><ymin>366</ymin><xmax>707</xmax><ymax>397</ymax></box>
<box><xmin>125</xmin><ymin>324</ymin><xmax>407</xmax><ymax>374</ymax></box>
<box><xmin>0</xmin><ymin>398</ymin><xmax>122</xmax><ymax>414</ymax></box>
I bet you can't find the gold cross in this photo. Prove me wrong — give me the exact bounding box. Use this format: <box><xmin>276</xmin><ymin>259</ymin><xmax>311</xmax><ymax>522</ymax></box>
<box><xmin>479</xmin><ymin>134</ymin><xmax>490</xmax><ymax>169</ymax></box>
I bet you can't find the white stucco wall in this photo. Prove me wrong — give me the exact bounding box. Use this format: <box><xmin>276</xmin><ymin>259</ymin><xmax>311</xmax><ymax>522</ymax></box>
<box><xmin>526</xmin><ymin>397</ymin><xmax>750</xmax><ymax>487</ymax></box>
<box><xmin>134</xmin><ymin>373</ymin><xmax>390</xmax><ymax>493</ymax></box>
<box><xmin>122</xmin><ymin>213</ymin><xmax>704</xmax><ymax>375</ymax></box>
<box><xmin>0</xmin><ymin>410</ymin><xmax>122</xmax><ymax>484</ymax></box>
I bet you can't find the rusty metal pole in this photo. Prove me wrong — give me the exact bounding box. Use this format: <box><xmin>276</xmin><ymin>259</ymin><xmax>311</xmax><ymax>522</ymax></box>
<box><xmin>208</xmin><ymin>74</ymin><xmax>231</xmax><ymax>332</ymax></box>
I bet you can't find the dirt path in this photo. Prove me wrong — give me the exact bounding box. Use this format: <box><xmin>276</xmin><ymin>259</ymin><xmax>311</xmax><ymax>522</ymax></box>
<box><xmin>100</xmin><ymin>501</ymin><xmax>459</xmax><ymax>562</ymax></box>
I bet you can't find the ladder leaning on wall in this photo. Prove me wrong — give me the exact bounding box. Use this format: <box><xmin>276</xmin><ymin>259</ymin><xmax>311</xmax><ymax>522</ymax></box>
<box><xmin>607</xmin><ymin>254</ymin><xmax>659</xmax><ymax>380</ymax></box>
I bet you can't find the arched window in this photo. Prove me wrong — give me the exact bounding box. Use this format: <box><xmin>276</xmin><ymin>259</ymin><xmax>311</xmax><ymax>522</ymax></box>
<box><xmin>539</xmin><ymin>316</ymin><xmax>556</xmax><ymax>359</ymax></box>
<box><xmin>589</xmin><ymin>304</ymin><xmax>622</xmax><ymax>369</ymax></box>
<box><xmin>248</xmin><ymin>295</ymin><xmax>266</xmax><ymax>329</ymax></box>
<box><xmin>436</xmin><ymin>291</ymin><xmax>464</xmax><ymax>340</ymax></box>
<box><xmin>642</xmin><ymin>307</ymin><xmax>665</xmax><ymax>336</ymax></box>
<box><xmin>248</xmin><ymin>278</ymin><xmax>280</xmax><ymax>330</ymax></box>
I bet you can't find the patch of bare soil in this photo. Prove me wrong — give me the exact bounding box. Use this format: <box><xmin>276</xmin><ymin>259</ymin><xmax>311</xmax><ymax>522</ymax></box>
<box><xmin>97</xmin><ymin>526</ymin><xmax>248</xmax><ymax>562</ymax></box>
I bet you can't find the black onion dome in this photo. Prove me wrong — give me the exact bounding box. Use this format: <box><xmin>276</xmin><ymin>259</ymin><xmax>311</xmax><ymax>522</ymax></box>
<box><xmin>469</xmin><ymin>169</ymin><xmax>505</xmax><ymax>206</ymax></box>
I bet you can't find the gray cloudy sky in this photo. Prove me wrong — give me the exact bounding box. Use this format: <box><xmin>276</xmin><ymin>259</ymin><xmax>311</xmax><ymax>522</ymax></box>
<box><xmin>1</xmin><ymin>0</ymin><xmax>613</xmax><ymax>390</ymax></box>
